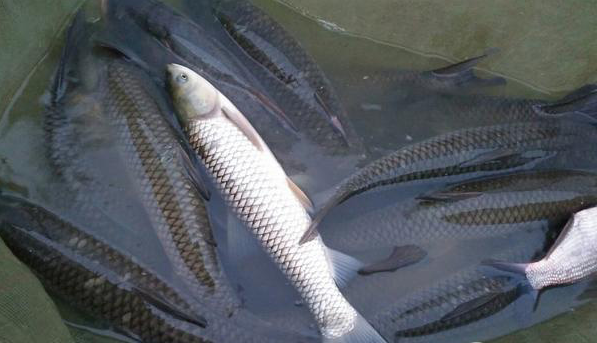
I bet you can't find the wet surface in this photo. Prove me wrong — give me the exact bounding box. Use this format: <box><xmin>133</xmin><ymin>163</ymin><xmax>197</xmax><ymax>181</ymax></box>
<box><xmin>1</xmin><ymin>0</ymin><xmax>597</xmax><ymax>342</ymax></box>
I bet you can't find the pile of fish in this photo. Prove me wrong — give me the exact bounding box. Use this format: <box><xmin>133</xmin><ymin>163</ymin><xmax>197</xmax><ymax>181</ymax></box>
<box><xmin>1</xmin><ymin>0</ymin><xmax>597</xmax><ymax>342</ymax></box>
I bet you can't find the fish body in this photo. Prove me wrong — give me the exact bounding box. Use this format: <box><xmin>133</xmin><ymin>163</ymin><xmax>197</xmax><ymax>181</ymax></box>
<box><xmin>325</xmin><ymin>170</ymin><xmax>597</xmax><ymax>254</ymax></box>
<box><xmin>167</xmin><ymin>63</ymin><xmax>385</xmax><ymax>342</ymax></box>
<box><xmin>486</xmin><ymin>206</ymin><xmax>597</xmax><ymax>291</ymax></box>
<box><xmin>102</xmin><ymin>0</ymin><xmax>356</xmax><ymax>155</ymax></box>
<box><xmin>103</xmin><ymin>59</ymin><xmax>239</xmax><ymax>314</ymax></box>
<box><xmin>0</xmin><ymin>197</ymin><xmax>312</xmax><ymax>343</ymax></box>
<box><xmin>207</xmin><ymin>0</ymin><xmax>356</xmax><ymax>147</ymax></box>
<box><xmin>372</xmin><ymin>230</ymin><xmax>546</xmax><ymax>341</ymax></box>
<box><xmin>304</xmin><ymin>120</ymin><xmax>597</xmax><ymax>241</ymax></box>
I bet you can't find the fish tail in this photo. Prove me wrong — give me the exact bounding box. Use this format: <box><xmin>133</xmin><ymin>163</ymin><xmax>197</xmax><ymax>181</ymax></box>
<box><xmin>481</xmin><ymin>259</ymin><xmax>540</xmax><ymax>315</ymax></box>
<box><xmin>323</xmin><ymin>313</ymin><xmax>387</xmax><ymax>343</ymax></box>
<box><xmin>51</xmin><ymin>10</ymin><xmax>88</xmax><ymax>104</ymax></box>
<box><xmin>533</xmin><ymin>83</ymin><xmax>597</xmax><ymax>121</ymax></box>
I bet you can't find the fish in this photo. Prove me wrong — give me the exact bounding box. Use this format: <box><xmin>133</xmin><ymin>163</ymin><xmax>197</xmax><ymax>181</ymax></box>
<box><xmin>483</xmin><ymin>206</ymin><xmax>597</xmax><ymax>303</ymax></box>
<box><xmin>345</xmin><ymin>50</ymin><xmax>506</xmax><ymax>101</ymax></box>
<box><xmin>323</xmin><ymin>170</ymin><xmax>597</xmax><ymax>274</ymax></box>
<box><xmin>167</xmin><ymin>63</ymin><xmax>386</xmax><ymax>343</ymax></box>
<box><xmin>371</xmin><ymin>230</ymin><xmax>546</xmax><ymax>342</ymax></box>
<box><xmin>302</xmin><ymin>119</ymin><xmax>597</xmax><ymax>243</ymax></box>
<box><xmin>44</xmin><ymin>10</ymin><xmax>167</xmax><ymax>249</ymax></box>
<box><xmin>46</xmin><ymin>14</ymin><xmax>237</xmax><ymax>316</ymax></box>
<box><xmin>204</xmin><ymin>0</ymin><xmax>358</xmax><ymax>145</ymax></box>
<box><xmin>102</xmin><ymin>58</ymin><xmax>241</xmax><ymax>315</ymax></box>
<box><xmin>0</xmin><ymin>195</ymin><xmax>313</xmax><ymax>343</ymax></box>
<box><xmin>101</xmin><ymin>0</ymin><xmax>357</xmax><ymax>154</ymax></box>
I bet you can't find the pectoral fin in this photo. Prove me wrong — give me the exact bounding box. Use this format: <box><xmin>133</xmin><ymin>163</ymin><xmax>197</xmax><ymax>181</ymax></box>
<box><xmin>133</xmin><ymin>287</ymin><xmax>207</xmax><ymax>328</ymax></box>
<box><xmin>440</xmin><ymin>293</ymin><xmax>502</xmax><ymax>322</ymax></box>
<box><xmin>533</xmin><ymin>84</ymin><xmax>597</xmax><ymax>121</ymax></box>
<box><xmin>178</xmin><ymin>146</ymin><xmax>211</xmax><ymax>201</ymax></box>
<box><xmin>417</xmin><ymin>191</ymin><xmax>483</xmax><ymax>204</ymax></box>
<box><xmin>358</xmin><ymin>245</ymin><xmax>427</xmax><ymax>275</ymax></box>
<box><xmin>429</xmin><ymin>48</ymin><xmax>505</xmax><ymax>87</ymax></box>
<box><xmin>458</xmin><ymin>148</ymin><xmax>520</xmax><ymax>168</ymax></box>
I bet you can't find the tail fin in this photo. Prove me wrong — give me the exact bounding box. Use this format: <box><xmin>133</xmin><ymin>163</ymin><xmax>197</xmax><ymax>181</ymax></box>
<box><xmin>50</xmin><ymin>10</ymin><xmax>89</xmax><ymax>104</ymax></box>
<box><xmin>533</xmin><ymin>84</ymin><xmax>597</xmax><ymax>121</ymax></box>
<box><xmin>324</xmin><ymin>313</ymin><xmax>387</xmax><ymax>343</ymax></box>
<box><xmin>481</xmin><ymin>259</ymin><xmax>540</xmax><ymax>315</ymax></box>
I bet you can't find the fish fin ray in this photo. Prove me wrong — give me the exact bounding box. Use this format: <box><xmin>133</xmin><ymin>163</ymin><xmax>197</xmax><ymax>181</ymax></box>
<box><xmin>51</xmin><ymin>10</ymin><xmax>88</xmax><ymax>103</ymax></box>
<box><xmin>416</xmin><ymin>191</ymin><xmax>483</xmax><ymax>204</ymax></box>
<box><xmin>459</xmin><ymin>148</ymin><xmax>522</xmax><ymax>168</ymax></box>
<box><xmin>286</xmin><ymin>178</ymin><xmax>314</xmax><ymax>213</ymax></box>
<box><xmin>358</xmin><ymin>245</ymin><xmax>427</xmax><ymax>275</ymax></box>
<box><xmin>300</xmin><ymin>193</ymin><xmax>350</xmax><ymax>245</ymax></box>
<box><xmin>480</xmin><ymin>260</ymin><xmax>542</xmax><ymax>322</ymax></box>
<box><xmin>323</xmin><ymin>312</ymin><xmax>387</xmax><ymax>343</ymax></box>
<box><xmin>429</xmin><ymin>48</ymin><xmax>505</xmax><ymax>87</ymax></box>
<box><xmin>132</xmin><ymin>287</ymin><xmax>207</xmax><ymax>328</ymax></box>
<box><xmin>178</xmin><ymin>146</ymin><xmax>211</xmax><ymax>201</ymax></box>
<box><xmin>534</xmin><ymin>84</ymin><xmax>597</xmax><ymax>120</ymax></box>
<box><xmin>327</xmin><ymin>248</ymin><xmax>364</xmax><ymax>288</ymax></box>
<box><xmin>441</xmin><ymin>293</ymin><xmax>502</xmax><ymax>322</ymax></box>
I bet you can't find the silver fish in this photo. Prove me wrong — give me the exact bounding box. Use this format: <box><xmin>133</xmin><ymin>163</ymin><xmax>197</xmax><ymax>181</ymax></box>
<box><xmin>485</xmin><ymin>206</ymin><xmax>597</xmax><ymax>297</ymax></box>
<box><xmin>167</xmin><ymin>63</ymin><xmax>386</xmax><ymax>343</ymax></box>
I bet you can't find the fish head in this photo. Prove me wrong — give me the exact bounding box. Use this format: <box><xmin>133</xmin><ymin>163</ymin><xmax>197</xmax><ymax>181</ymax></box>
<box><xmin>167</xmin><ymin>63</ymin><xmax>220</xmax><ymax>125</ymax></box>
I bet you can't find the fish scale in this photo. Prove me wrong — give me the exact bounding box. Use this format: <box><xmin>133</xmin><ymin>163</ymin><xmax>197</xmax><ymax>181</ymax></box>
<box><xmin>306</xmin><ymin>120</ymin><xmax>597</xmax><ymax>239</ymax></box>
<box><xmin>0</xmin><ymin>198</ymin><xmax>311</xmax><ymax>343</ymax></box>
<box><xmin>525</xmin><ymin>207</ymin><xmax>597</xmax><ymax>289</ymax></box>
<box><xmin>326</xmin><ymin>171</ymin><xmax>597</xmax><ymax>251</ymax></box>
<box><xmin>103</xmin><ymin>60</ymin><xmax>238</xmax><ymax>313</ymax></box>
<box><xmin>186</xmin><ymin>113</ymin><xmax>358</xmax><ymax>338</ymax></box>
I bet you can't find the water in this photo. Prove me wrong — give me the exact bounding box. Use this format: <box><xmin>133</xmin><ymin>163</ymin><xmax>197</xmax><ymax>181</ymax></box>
<box><xmin>1</xmin><ymin>0</ymin><xmax>597</xmax><ymax>342</ymax></box>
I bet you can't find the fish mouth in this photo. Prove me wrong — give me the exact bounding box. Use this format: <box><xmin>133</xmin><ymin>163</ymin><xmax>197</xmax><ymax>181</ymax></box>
<box><xmin>166</xmin><ymin>63</ymin><xmax>182</xmax><ymax>78</ymax></box>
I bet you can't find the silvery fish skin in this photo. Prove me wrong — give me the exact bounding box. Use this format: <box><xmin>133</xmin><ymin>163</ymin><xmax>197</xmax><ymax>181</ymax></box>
<box><xmin>167</xmin><ymin>64</ymin><xmax>385</xmax><ymax>343</ymax></box>
<box><xmin>325</xmin><ymin>170</ymin><xmax>597</xmax><ymax>254</ymax></box>
<box><xmin>102</xmin><ymin>0</ymin><xmax>356</xmax><ymax>154</ymax></box>
<box><xmin>371</xmin><ymin>231</ymin><xmax>545</xmax><ymax>342</ymax></box>
<box><xmin>0</xmin><ymin>197</ymin><xmax>312</xmax><ymax>343</ymax></box>
<box><xmin>102</xmin><ymin>59</ymin><xmax>240</xmax><ymax>315</ymax></box>
<box><xmin>486</xmin><ymin>206</ymin><xmax>597</xmax><ymax>291</ymax></box>
<box><xmin>304</xmin><ymin>120</ymin><xmax>597</xmax><ymax>241</ymax></box>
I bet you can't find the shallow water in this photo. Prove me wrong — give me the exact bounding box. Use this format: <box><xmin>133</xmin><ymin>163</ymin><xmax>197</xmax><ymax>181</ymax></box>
<box><xmin>1</xmin><ymin>0</ymin><xmax>597</xmax><ymax>342</ymax></box>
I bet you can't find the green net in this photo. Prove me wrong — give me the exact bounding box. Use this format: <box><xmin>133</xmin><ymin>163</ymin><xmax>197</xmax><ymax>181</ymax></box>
<box><xmin>0</xmin><ymin>238</ymin><xmax>74</xmax><ymax>343</ymax></box>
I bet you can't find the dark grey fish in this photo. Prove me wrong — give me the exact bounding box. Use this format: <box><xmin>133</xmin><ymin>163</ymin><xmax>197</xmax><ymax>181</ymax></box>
<box><xmin>371</xmin><ymin>233</ymin><xmax>545</xmax><ymax>341</ymax></box>
<box><xmin>323</xmin><ymin>170</ymin><xmax>597</xmax><ymax>274</ymax></box>
<box><xmin>44</xmin><ymin>11</ymin><xmax>163</xmax><ymax>251</ymax></box>
<box><xmin>205</xmin><ymin>0</ymin><xmax>358</xmax><ymax>146</ymax></box>
<box><xmin>0</xmin><ymin>196</ymin><xmax>313</xmax><ymax>343</ymax></box>
<box><xmin>102</xmin><ymin>58</ymin><xmax>242</xmax><ymax>314</ymax></box>
<box><xmin>346</xmin><ymin>50</ymin><xmax>505</xmax><ymax>100</ymax></box>
<box><xmin>303</xmin><ymin>120</ymin><xmax>597</xmax><ymax>243</ymax></box>
<box><xmin>46</xmin><ymin>13</ymin><xmax>238</xmax><ymax>316</ymax></box>
<box><xmin>101</xmin><ymin>0</ymin><xmax>357</xmax><ymax>155</ymax></box>
<box><xmin>484</xmin><ymin>205</ymin><xmax>597</xmax><ymax>298</ymax></box>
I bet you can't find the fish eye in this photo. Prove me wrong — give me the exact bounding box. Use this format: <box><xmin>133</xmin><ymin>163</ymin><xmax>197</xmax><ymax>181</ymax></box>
<box><xmin>177</xmin><ymin>73</ymin><xmax>188</xmax><ymax>84</ymax></box>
